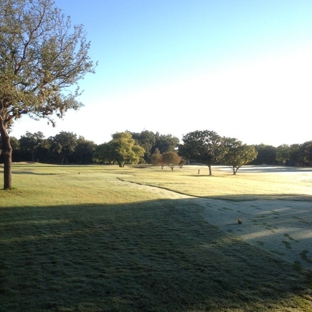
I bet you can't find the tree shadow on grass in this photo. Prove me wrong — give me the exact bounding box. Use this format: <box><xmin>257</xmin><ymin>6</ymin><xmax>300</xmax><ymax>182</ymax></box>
<box><xmin>199</xmin><ymin>193</ymin><xmax>312</xmax><ymax>201</ymax></box>
<box><xmin>10</xmin><ymin>171</ymin><xmax>57</xmax><ymax>176</ymax></box>
<box><xmin>194</xmin><ymin>194</ymin><xmax>312</xmax><ymax>271</ymax></box>
<box><xmin>0</xmin><ymin>168</ymin><xmax>57</xmax><ymax>176</ymax></box>
<box><xmin>0</xmin><ymin>199</ymin><xmax>311</xmax><ymax>312</ymax></box>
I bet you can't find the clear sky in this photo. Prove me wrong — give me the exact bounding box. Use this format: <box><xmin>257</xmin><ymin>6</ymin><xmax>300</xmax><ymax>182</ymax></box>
<box><xmin>10</xmin><ymin>0</ymin><xmax>312</xmax><ymax>146</ymax></box>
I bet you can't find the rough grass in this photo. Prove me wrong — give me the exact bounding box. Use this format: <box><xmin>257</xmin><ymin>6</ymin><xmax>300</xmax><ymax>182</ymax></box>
<box><xmin>0</xmin><ymin>164</ymin><xmax>312</xmax><ymax>311</ymax></box>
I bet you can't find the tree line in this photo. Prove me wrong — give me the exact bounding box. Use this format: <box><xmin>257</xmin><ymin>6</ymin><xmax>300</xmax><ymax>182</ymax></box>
<box><xmin>2</xmin><ymin>129</ymin><xmax>312</xmax><ymax>172</ymax></box>
<box><xmin>1</xmin><ymin>0</ymin><xmax>309</xmax><ymax>188</ymax></box>
<box><xmin>0</xmin><ymin>130</ymin><xmax>180</xmax><ymax>165</ymax></box>
<box><xmin>250</xmin><ymin>143</ymin><xmax>312</xmax><ymax>167</ymax></box>
<box><xmin>1</xmin><ymin>131</ymin><xmax>96</xmax><ymax>165</ymax></box>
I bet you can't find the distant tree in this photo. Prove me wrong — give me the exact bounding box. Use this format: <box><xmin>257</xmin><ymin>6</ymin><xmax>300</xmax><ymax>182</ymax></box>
<box><xmin>252</xmin><ymin>144</ymin><xmax>277</xmax><ymax>165</ymax></box>
<box><xmin>289</xmin><ymin>144</ymin><xmax>301</xmax><ymax>166</ymax></box>
<box><xmin>179</xmin><ymin>158</ymin><xmax>186</xmax><ymax>168</ymax></box>
<box><xmin>10</xmin><ymin>136</ymin><xmax>21</xmax><ymax>161</ymax></box>
<box><xmin>161</xmin><ymin>152</ymin><xmax>181</xmax><ymax>170</ymax></box>
<box><xmin>0</xmin><ymin>0</ymin><xmax>96</xmax><ymax>189</ymax></box>
<box><xmin>299</xmin><ymin>141</ymin><xmax>312</xmax><ymax>166</ymax></box>
<box><xmin>179</xmin><ymin>130</ymin><xmax>226</xmax><ymax>175</ymax></box>
<box><xmin>129</xmin><ymin>130</ymin><xmax>156</xmax><ymax>163</ymax></box>
<box><xmin>49</xmin><ymin>131</ymin><xmax>77</xmax><ymax>164</ymax></box>
<box><xmin>19</xmin><ymin>131</ymin><xmax>48</xmax><ymax>162</ymax></box>
<box><xmin>223</xmin><ymin>143</ymin><xmax>258</xmax><ymax>175</ymax></box>
<box><xmin>96</xmin><ymin>132</ymin><xmax>145</xmax><ymax>167</ymax></box>
<box><xmin>150</xmin><ymin>148</ymin><xmax>162</xmax><ymax>167</ymax></box>
<box><xmin>126</xmin><ymin>130</ymin><xmax>179</xmax><ymax>163</ymax></box>
<box><xmin>71</xmin><ymin>136</ymin><xmax>96</xmax><ymax>164</ymax></box>
<box><xmin>153</xmin><ymin>133</ymin><xmax>180</xmax><ymax>154</ymax></box>
<box><xmin>222</xmin><ymin>136</ymin><xmax>242</xmax><ymax>158</ymax></box>
<box><xmin>93</xmin><ymin>142</ymin><xmax>113</xmax><ymax>164</ymax></box>
<box><xmin>276</xmin><ymin>144</ymin><xmax>291</xmax><ymax>165</ymax></box>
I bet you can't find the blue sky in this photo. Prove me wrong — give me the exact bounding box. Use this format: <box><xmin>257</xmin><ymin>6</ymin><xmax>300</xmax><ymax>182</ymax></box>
<box><xmin>11</xmin><ymin>0</ymin><xmax>312</xmax><ymax>146</ymax></box>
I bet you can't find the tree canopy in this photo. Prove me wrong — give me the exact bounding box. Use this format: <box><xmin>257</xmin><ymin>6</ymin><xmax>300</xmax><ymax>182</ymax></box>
<box><xmin>299</xmin><ymin>141</ymin><xmax>312</xmax><ymax>166</ymax></box>
<box><xmin>3</xmin><ymin>128</ymin><xmax>312</xmax><ymax>170</ymax></box>
<box><xmin>95</xmin><ymin>132</ymin><xmax>145</xmax><ymax>167</ymax></box>
<box><xmin>72</xmin><ymin>136</ymin><xmax>96</xmax><ymax>164</ymax></box>
<box><xmin>223</xmin><ymin>143</ymin><xmax>258</xmax><ymax>174</ymax></box>
<box><xmin>48</xmin><ymin>131</ymin><xmax>77</xmax><ymax>164</ymax></box>
<box><xmin>251</xmin><ymin>144</ymin><xmax>276</xmax><ymax>165</ymax></box>
<box><xmin>0</xmin><ymin>0</ymin><xmax>96</xmax><ymax>189</ymax></box>
<box><xmin>19</xmin><ymin>131</ymin><xmax>48</xmax><ymax>162</ymax></box>
<box><xmin>276</xmin><ymin>144</ymin><xmax>291</xmax><ymax>165</ymax></box>
<box><xmin>129</xmin><ymin>130</ymin><xmax>156</xmax><ymax>163</ymax></box>
<box><xmin>179</xmin><ymin>130</ymin><xmax>226</xmax><ymax>175</ymax></box>
<box><xmin>128</xmin><ymin>130</ymin><xmax>179</xmax><ymax>163</ymax></box>
<box><xmin>161</xmin><ymin>152</ymin><xmax>182</xmax><ymax>170</ymax></box>
<box><xmin>150</xmin><ymin>148</ymin><xmax>163</xmax><ymax>167</ymax></box>
<box><xmin>151</xmin><ymin>149</ymin><xmax>182</xmax><ymax>170</ymax></box>
<box><xmin>153</xmin><ymin>133</ymin><xmax>179</xmax><ymax>154</ymax></box>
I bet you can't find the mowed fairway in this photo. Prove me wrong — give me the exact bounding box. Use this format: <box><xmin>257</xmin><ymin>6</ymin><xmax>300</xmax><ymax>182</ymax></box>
<box><xmin>0</xmin><ymin>164</ymin><xmax>312</xmax><ymax>311</ymax></box>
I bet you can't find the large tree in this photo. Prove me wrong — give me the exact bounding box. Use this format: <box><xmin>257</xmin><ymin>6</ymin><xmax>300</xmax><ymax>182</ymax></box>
<box><xmin>251</xmin><ymin>144</ymin><xmax>277</xmax><ymax>165</ymax></box>
<box><xmin>299</xmin><ymin>141</ymin><xmax>312</xmax><ymax>166</ymax></box>
<box><xmin>129</xmin><ymin>130</ymin><xmax>156</xmax><ymax>163</ymax></box>
<box><xmin>48</xmin><ymin>131</ymin><xmax>77</xmax><ymax>164</ymax></box>
<box><xmin>276</xmin><ymin>144</ymin><xmax>291</xmax><ymax>165</ymax></box>
<box><xmin>222</xmin><ymin>141</ymin><xmax>258</xmax><ymax>175</ymax></box>
<box><xmin>19</xmin><ymin>131</ymin><xmax>48</xmax><ymax>162</ymax></box>
<box><xmin>289</xmin><ymin>144</ymin><xmax>301</xmax><ymax>166</ymax></box>
<box><xmin>71</xmin><ymin>136</ymin><xmax>96</xmax><ymax>164</ymax></box>
<box><xmin>153</xmin><ymin>133</ymin><xmax>179</xmax><ymax>154</ymax></box>
<box><xmin>129</xmin><ymin>130</ymin><xmax>179</xmax><ymax>163</ymax></box>
<box><xmin>179</xmin><ymin>130</ymin><xmax>226</xmax><ymax>175</ymax></box>
<box><xmin>96</xmin><ymin>132</ymin><xmax>145</xmax><ymax>167</ymax></box>
<box><xmin>0</xmin><ymin>0</ymin><xmax>96</xmax><ymax>189</ymax></box>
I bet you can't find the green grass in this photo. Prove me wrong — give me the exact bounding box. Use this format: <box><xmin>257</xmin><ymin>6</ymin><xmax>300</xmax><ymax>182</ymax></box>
<box><xmin>117</xmin><ymin>165</ymin><xmax>312</xmax><ymax>201</ymax></box>
<box><xmin>0</xmin><ymin>164</ymin><xmax>312</xmax><ymax>311</ymax></box>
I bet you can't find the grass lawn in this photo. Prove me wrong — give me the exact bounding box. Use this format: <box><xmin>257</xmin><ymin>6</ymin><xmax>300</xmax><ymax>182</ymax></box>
<box><xmin>118</xmin><ymin>165</ymin><xmax>312</xmax><ymax>201</ymax></box>
<box><xmin>0</xmin><ymin>163</ymin><xmax>312</xmax><ymax>311</ymax></box>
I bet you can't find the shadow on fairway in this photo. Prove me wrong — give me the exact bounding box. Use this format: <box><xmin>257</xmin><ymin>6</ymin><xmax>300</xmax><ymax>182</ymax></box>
<box><xmin>8</xmin><ymin>171</ymin><xmax>58</xmax><ymax>176</ymax></box>
<box><xmin>0</xmin><ymin>198</ymin><xmax>311</xmax><ymax>312</ymax></box>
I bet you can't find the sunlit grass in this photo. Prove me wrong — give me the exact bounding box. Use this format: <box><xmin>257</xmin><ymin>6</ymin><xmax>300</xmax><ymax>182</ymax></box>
<box><xmin>118</xmin><ymin>165</ymin><xmax>312</xmax><ymax>200</ymax></box>
<box><xmin>1</xmin><ymin>164</ymin><xmax>158</xmax><ymax>206</ymax></box>
<box><xmin>0</xmin><ymin>163</ymin><xmax>312</xmax><ymax>311</ymax></box>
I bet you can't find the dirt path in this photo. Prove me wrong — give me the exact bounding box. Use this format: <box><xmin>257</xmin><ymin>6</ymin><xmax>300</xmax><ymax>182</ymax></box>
<box><xmin>119</xmin><ymin>179</ymin><xmax>312</xmax><ymax>270</ymax></box>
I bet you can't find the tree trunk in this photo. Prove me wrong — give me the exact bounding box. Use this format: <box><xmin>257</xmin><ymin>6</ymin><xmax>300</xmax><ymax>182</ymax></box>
<box><xmin>208</xmin><ymin>164</ymin><xmax>212</xmax><ymax>176</ymax></box>
<box><xmin>0</xmin><ymin>119</ymin><xmax>12</xmax><ymax>189</ymax></box>
<box><xmin>233</xmin><ymin>166</ymin><xmax>240</xmax><ymax>175</ymax></box>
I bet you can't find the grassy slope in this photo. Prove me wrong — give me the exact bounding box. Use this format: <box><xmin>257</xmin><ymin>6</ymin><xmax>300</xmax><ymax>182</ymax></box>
<box><xmin>0</xmin><ymin>164</ymin><xmax>311</xmax><ymax>312</ymax></box>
